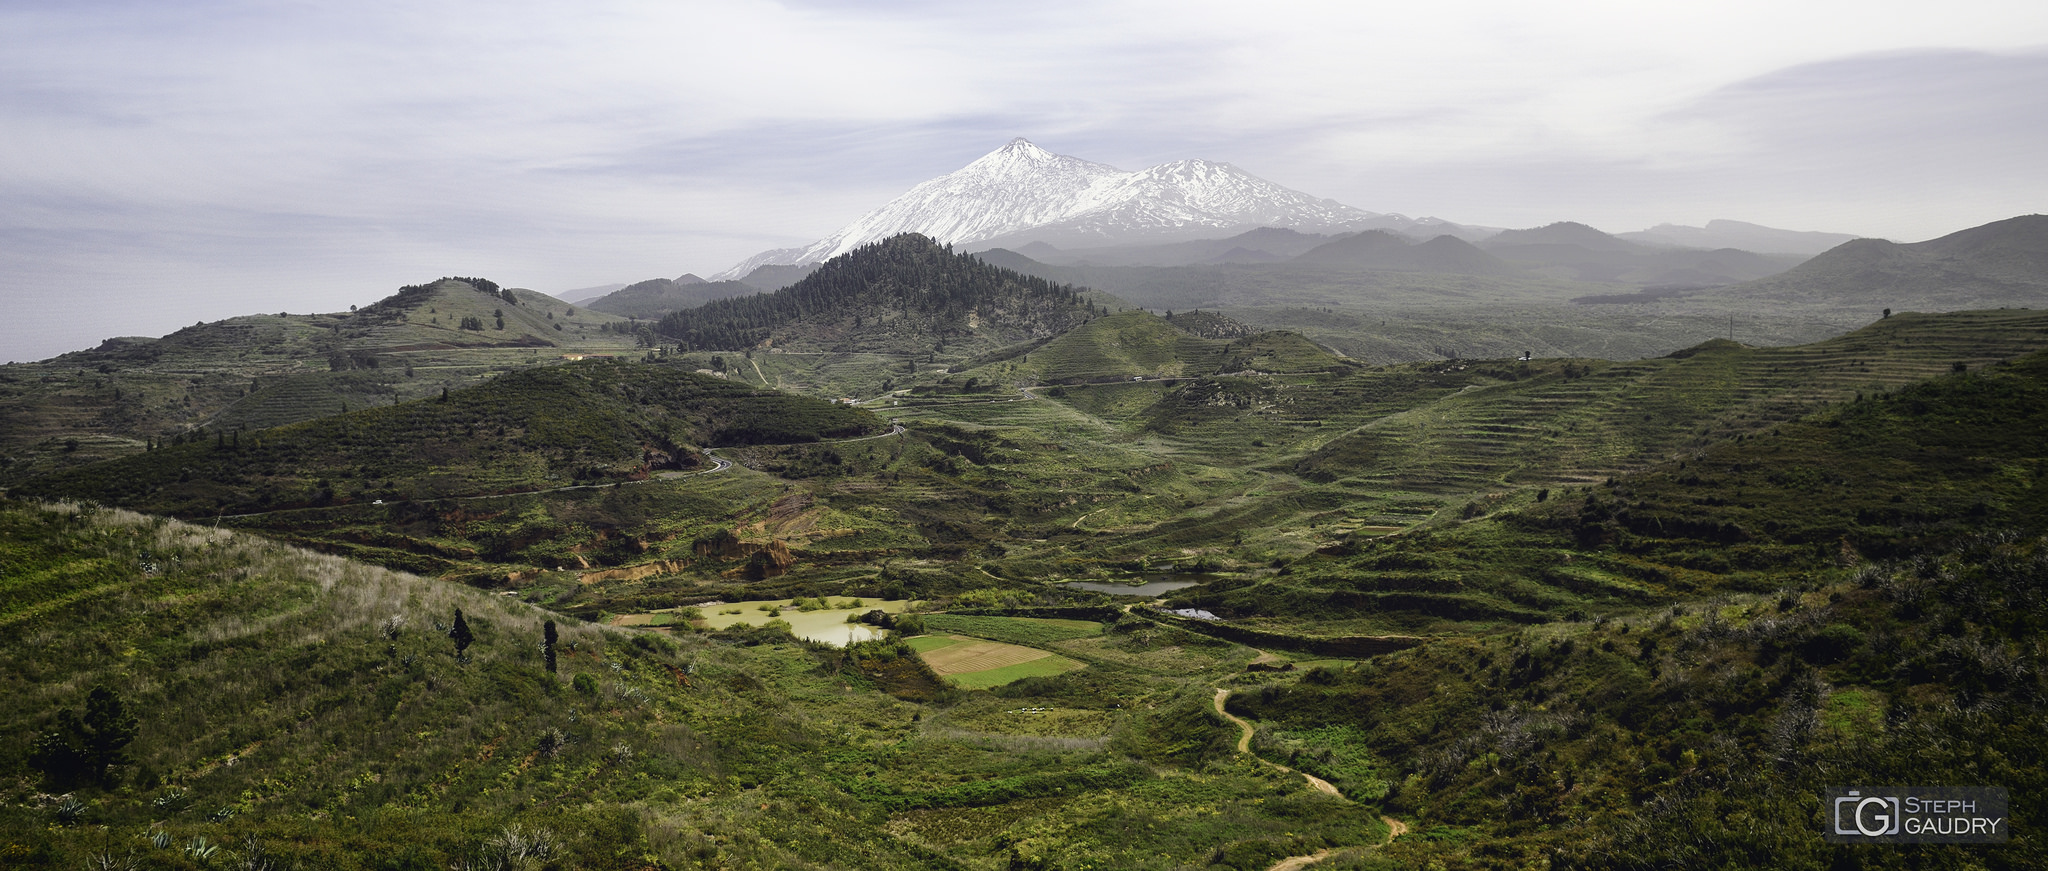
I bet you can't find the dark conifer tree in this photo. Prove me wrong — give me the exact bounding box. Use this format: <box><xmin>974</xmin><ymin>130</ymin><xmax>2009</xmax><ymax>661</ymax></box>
<box><xmin>542</xmin><ymin>620</ymin><xmax>558</xmax><ymax>674</ymax></box>
<box><xmin>449</xmin><ymin>608</ymin><xmax>474</xmax><ymax>661</ymax></box>
<box><xmin>28</xmin><ymin>686</ymin><xmax>138</xmax><ymax>790</ymax></box>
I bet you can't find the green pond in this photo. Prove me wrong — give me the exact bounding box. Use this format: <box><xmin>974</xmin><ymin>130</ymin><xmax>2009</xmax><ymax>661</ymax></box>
<box><xmin>696</xmin><ymin>597</ymin><xmax>914</xmax><ymax>647</ymax></box>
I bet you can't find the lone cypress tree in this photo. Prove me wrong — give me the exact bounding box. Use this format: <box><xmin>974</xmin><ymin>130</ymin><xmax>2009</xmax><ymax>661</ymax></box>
<box><xmin>542</xmin><ymin>620</ymin><xmax>558</xmax><ymax>674</ymax></box>
<box><xmin>449</xmin><ymin>608</ymin><xmax>474</xmax><ymax>661</ymax></box>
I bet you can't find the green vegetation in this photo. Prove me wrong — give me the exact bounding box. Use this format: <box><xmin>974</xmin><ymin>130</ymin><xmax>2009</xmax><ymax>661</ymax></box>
<box><xmin>0</xmin><ymin>501</ymin><xmax>1379</xmax><ymax>869</ymax></box>
<box><xmin>0</xmin><ymin>278</ymin><xmax>641</xmax><ymax>484</ymax></box>
<box><xmin>7</xmin><ymin>227</ymin><xmax>2048</xmax><ymax>865</ymax></box>
<box><xmin>943</xmin><ymin>655</ymin><xmax>1086</xmax><ymax>690</ymax></box>
<box><xmin>656</xmin><ymin>234</ymin><xmax>1098</xmax><ymax>355</ymax></box>
<box><xmin>922</xmin><ymin>615</ymin><xmax>1106</xmax><ymax>646</ymax></box>
<box><xmin>1229</xmin><ymin>532</ymin><xmax>2048</xmax><ymax>868</ymax></box>
<box><xmin>15</xmin><ymin>359</ymin><xmax>880</xmax><ymax>515</ymax></box>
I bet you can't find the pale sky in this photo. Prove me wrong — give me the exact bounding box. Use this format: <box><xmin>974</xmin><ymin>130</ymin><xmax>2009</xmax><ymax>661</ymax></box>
<box><xmin>3</xmin><ymin>0</ymin><xmax>2045</xmax><ymax>362</ymax></box>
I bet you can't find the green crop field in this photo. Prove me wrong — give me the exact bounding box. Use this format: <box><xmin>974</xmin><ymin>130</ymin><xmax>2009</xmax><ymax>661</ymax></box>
<box><xmin>923</xmin><ymin>614</ymin><xmax>1106</xmax><ymax>646</ymax></box>
<box><xmin>945</xmin><ymin>654</ymin><xmax>1087</xmax><ymax>689</ymax></box>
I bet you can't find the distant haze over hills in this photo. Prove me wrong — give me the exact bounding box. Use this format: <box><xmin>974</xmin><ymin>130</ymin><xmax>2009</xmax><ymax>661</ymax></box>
<box><xmin>1618</xmin><ymin>220</ymin><xmax>1865</xmax><ymax>256</ymax></box>
<box><xmin>584</xmin><ymin>275</ymin><xmax>756</xmax><ymax>320</ymax></box>
<box><xmin>712</xmin><ymin>139</ymin><xmax>1474</xmax><ymax>280</ymax></box>
<box><xmin>1724</xmin><ymin>213</ymin><xmax>2048</xmax><ymax>308</ymax></box>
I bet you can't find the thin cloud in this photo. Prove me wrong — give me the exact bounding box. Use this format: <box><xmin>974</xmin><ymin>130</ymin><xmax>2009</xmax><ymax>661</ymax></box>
<box><xmin>2</xmin><ymin>1</ymin><xmax>2045</xmax><ymax>360</ymax></box>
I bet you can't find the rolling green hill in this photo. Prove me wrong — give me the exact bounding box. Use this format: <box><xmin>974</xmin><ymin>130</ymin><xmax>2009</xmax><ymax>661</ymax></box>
<box><xmin>1184</xmin><ymin>337</ymin><xmax>2048</xmax><ymax>636</ymax></box>
<box><xmin>1291</xmin><ymin>308</ymin><xmax>2048</xmax><ymax>493</ymax></box>
<box><xmin>0</xmin><ymin>500</ymin><xmax>1389</xmax><ymax>870</ymax></box>
<box><xmin>15</xmin><ymin>360</ymin><xmax>881</xmax><ymax>517</ymax></box>
<box><xmin>1225</xmin><ymin>529</ymin><xmax>2048</xmax><ymax>868</ymax></box>
<box><xmin>937</xmin><ymin>310</ymin><xmax>1345</xmax><ymax>390</ymax></box>
<box><xmin>655</xmin><ymin>235</ymin><xmax>1103</xmax><ymax>356</ymax></box>
<box><xmin>0</xmin><ymin>278</ymin><xmax>640</xmax><ymax>485</ymax></box>
<box><xmin>7</xmin><ymin>213</ymin><xmax>2048</xmax><ymax>867</ymax></box>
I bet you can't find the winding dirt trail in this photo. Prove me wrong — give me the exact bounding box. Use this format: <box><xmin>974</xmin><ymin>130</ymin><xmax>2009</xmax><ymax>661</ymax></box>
<box><xmin>1267</xmin><ymin>849</ymin><xmax>1339</xmax><ymax>871</ymax></box>
<box><xmin>1213</xmin><ymin>689</ymin><xmax>1339</xmax><ymax>796</ymax></box>
<box><xmin>1212</xmin><ymin>688</ymin><xmax>1406</xmax><ymax>869</ymax></box>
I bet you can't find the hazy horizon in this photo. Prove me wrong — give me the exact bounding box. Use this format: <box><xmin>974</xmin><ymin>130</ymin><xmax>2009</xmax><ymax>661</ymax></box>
<box><xmin>4</xmin><ymin>1</ymin><xmax>2045</xmax><ymax>362</ymax></box>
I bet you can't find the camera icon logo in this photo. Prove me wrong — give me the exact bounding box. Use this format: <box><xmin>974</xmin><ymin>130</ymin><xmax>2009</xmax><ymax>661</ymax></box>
<box><xmin>1834</xmin><ymin>790</ymin><xmax>1902</xmax><ymax>837</ymax></box>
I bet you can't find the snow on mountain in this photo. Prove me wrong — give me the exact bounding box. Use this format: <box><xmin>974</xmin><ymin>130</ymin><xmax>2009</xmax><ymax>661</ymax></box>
<box><xmin>712</xmin><ymin>139</ymin><xmax>1384</xmax><ymax>280</ymax></box>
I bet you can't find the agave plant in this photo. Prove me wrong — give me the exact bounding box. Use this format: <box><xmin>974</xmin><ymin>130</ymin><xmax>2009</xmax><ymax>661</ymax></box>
<box><xmin>535</xmin><ymin>727</ymin><xmax>568</xmax><ymax>758</ymax></box>
<box><xmin>484</xmin><ymin>823</ymin><xmax>559</xmax><ymax>871</ymax></box>
<box><xmin>152</xmin><ymin>786</ymin><xmax>190</xmax><ymax>812</ymax></box>
<box><xmin>239</xmin><ymin>834</ymin><xmax>275</xmax><ymax>871</ymax></box>
<box><xmin>52</xmin><ymin>794</ymin><xmax>86</xmax><ymax>826</ymax></box>
<box><xmin>185</xmin><ymin>836</ymin><xmax>220</xmax><ymax>862</ymax></box>
<box><xmin>83</xmin><ymin>850</ymin><xmax>139</xmax><ymax>871</ymax></box>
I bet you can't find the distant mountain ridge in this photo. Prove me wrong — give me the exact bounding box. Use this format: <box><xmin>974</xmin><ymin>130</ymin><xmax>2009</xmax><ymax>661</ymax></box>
<box><xmin>1619</xmin><ymin>219</ymin><xmax>1864</xmax><ymax>255</ymax></box>
<box><xmin>586</xmin><ymin>275</ymin><xmax>756</xmax><ymax>319</ymax></box>
<box><xmin>713</xmin><ymin>139</ymin><xmax>1454</xmax><ymax>280</ymax></box>
<box><xmin>1294</xmin><ymin>230</ymin><xmax>1519</xmax><ymax>275</ymax></box>
<box><xmin>1479</xmin><ymin>221</ymin><xmax>1807</xmax><ymax>285</ymax></box>
<box><xmin>1724</xmin><ymin>213</ymin><xmax>2048</xmax><ymax>307</ymax></box>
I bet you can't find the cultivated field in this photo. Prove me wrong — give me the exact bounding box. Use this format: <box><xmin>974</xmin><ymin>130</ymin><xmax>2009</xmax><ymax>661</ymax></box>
<box><xmin>910</xmin><ymin>634</ymin><xmax>1085</xmax><ymax>688</ymax></box>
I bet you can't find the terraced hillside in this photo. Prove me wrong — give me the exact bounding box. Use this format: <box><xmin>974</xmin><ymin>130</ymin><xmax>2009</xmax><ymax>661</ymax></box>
<box><xmin>0</xmin><ymin>279</ymin><xmax>640</xmax><ymax>483</ymax></box>
<box><xmin>1182</xmin><ymin>340</ymin><xmax>2048</xmax><ymax>638</ymax></box>
<box><xmin>15</xmin><ymin>360</ymin><xmax>881</xmax><ymax>517</ymax></box>
<box><xmin>1291</xmin><ymin>308</ymin><xmax>2048</xmax><ymax>493</ymax></box>
<box><xmin>0</xmin><ymin>500</ymin><xmax>1391</xmax><ymax>871</ymax></box>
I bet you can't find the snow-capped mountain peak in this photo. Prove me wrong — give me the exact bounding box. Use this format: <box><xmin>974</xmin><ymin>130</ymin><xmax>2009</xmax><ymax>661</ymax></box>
<box><xmin>712</xmin><ymin>139</ymin><xmax>1381</xmax><ymax>280</ymax></box>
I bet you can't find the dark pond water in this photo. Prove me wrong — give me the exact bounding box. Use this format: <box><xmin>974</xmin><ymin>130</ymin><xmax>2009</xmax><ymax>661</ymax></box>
<box><xmin>1063</xmin><ymin>575</ymin><xmax>1217</xmax><ymax>597</ymax></box>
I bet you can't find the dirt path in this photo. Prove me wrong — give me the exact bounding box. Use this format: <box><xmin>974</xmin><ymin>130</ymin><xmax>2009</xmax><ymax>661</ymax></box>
<box><xmin>1266</xmin><ymin>849</ymin><xmax>1337</xmax><ymax>871</ymax></box>
<box><xmin>1213</xmin><ymin>688</ymin><xmax>1336</xmax><ymax>797</ymax></box>
<box><xmin>1215</xmin><ymin>688</ymin><xmax>1256</xmax><ymax>752</ymax></box>
<box><xmin>1212</xmin><ymin>688</ymin><xmax>1405</xmax><ymax>870</ymax></box>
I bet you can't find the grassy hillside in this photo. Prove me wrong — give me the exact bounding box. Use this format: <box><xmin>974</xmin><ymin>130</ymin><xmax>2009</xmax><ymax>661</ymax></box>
<box><xmin>7</xmin><ymin>302</ymin><xmax>2048</xmax><ymax>865</ymax></box>
<box><xmin>1186</xmin><ymin>340</ymin><xmax>2048</xmax><ymax>636</ymax></box>
<box><xmin>1226</xmin><ymin>531</ymin><xmax>2047</xmax><ymax>868</ymax></box>
<box><xmin>15</xmin><ymin>360</ymin><xmax>880</xmax><ymax>516</ymax></box>
<box><xmin>19</xmin><ymin>309</ymin><xmax>2048</xmax><ymax>629</ymax></box>
<box><xmin>1292</xmin><ymin>308</ymin><xmax>2048</xmax><ymax>492</ymax></box>
<box><xmin>938</xmin><ymin>311</ymin><xmax>1345</xmax><ymax>390</ymax></box>
<box><xmin>0</xmin><ymin>500</ymin><xmax>1389</xmax><ymax>870</ymax></box>
<box><xmin>0</xmin><ymin>278</ymin><xmax>641</xmax><ymax>485</ymax></box>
